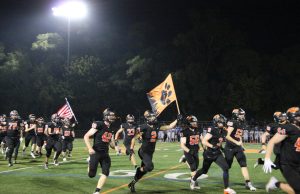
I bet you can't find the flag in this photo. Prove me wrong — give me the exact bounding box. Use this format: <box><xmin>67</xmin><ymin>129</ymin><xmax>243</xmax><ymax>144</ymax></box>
<box><xmin>57</xmin><ymin>98</ymin><xmax>77</xmax><ymax>122</ymax></box>
<box><xmin>57</xmin><ymin>104</ymin><xmax>73</xmax><ymax>119</ymax></box>
<box><xmin>147</xmin><ymin>74</ymin><xmax>178</xmax><ymax>116</ymax></box>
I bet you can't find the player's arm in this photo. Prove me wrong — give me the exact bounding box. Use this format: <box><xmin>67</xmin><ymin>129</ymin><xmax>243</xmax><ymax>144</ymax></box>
<box><xmin>202</xmin><ymin>133</ymin><xmax>213</xmax><ymax>148</ymax></box>
<box><xmin>115</xmin><ymin>126</ymin><xmax>124</xmax><ymax>140</ymax></box>
<box><xmin>265</xmin><ymin>133</ymin><xmax>286</xmax><ymax>160</ymax></box>
<box><xmin>44</xmin><ymin>125</ymin><xmax>49</xmax><ymax>136</ymax></box>
<box><xmin>72</xmin><ymin>130</ymin><xmax>75</xmax><ymax>138</ymax></box>
<box><xmin>84</xmin><ymin>124</ymin><xmax>98</xmax><ymax>155</ymax></box>
<box><xmin>263</xmin><ymin>133</ymin><xmax>287</xmax><ymax>173</ymax></box>
<box><xmin>25</xmin><ymin>123</ymin><xmax>35</xmax><ymax>132</ymax></box>
<box><xmin>260</xmin><ymin>131</ymin><xmax>270</xmax><ymax>149</ymax></box>
<box><xmin>160</xmin><ymin>119</ymin><xmax>177</xmax><ymax>131</ymax></box>
<box><xmin>226</xmin><ymin>126</ymin><xmax>242</xmax><ymax>146</ymax></box>
<box><xmin>180</xmin><ymin>136</ymin><xmax>190</xmax><ymax>153</ymax></box>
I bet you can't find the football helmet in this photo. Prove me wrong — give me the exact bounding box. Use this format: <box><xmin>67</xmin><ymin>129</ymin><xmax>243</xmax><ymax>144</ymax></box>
<box><xmin>126</xmin><ymin>114</ymin><xmax>135</xmax><ymax>124</ymax></box>
<box><xmin>232</xmin><ymin>108</ymin><xmax>246</xmax><ymax>121</ymax></box>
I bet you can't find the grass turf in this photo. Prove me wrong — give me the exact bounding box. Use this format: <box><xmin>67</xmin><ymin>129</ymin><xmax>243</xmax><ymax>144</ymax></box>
<box><xmin>0</xmin><ymin>139</ymin><xmax>284</xmax><ymax>194</ymax></box>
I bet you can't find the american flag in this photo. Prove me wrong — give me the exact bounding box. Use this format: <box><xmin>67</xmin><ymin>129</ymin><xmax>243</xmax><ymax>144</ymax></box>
<box><xmin>57</xmin><ymin>103</ymin><xmax>73</xmax><ymax>119</ymax></box>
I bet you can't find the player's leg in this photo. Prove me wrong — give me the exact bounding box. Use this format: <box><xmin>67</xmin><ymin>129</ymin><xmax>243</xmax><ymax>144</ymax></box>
<box><xmin>215</xmin><ymin>155</ymin><xmax>236</xmax><ymax>194</ymax></box>
<box><xmin>93</xmin><ymin>153</ymin><xmax>111</xmax><ymax>194</ymax></box>
<box><xmin>53</xmin><ymin>141</ymin><xmax>62</xmax><ymax>165</ymax></box>
<box><xmin>235</xmin><ymin>149</ymin><xmax>256</xmax><ymax>191</ymax></box>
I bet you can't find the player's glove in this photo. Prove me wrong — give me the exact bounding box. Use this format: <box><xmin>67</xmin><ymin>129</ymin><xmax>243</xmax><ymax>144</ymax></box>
<box><xmin>61</xmin><ymin>136</ymin><xmax>65</xmax><ymax>140</ymax></box>
<box><xmin>263</xmin><ymin>158</ymin><xmax>276</xmax><ymax>173</ymax></box>
<box><xmin>19</xmin><ymin>137</ymin><xmax>23</xmax><ymax>143</ymax></box>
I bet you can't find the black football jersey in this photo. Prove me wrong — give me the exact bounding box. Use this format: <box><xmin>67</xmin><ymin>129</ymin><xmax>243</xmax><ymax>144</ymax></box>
<box><xmin>206</xmin><ymin>126</ymin><xmax>225</xmax><ymax>150</ymax></box>
<box><xmin>265</xmin><ymin>123</ymin><xmax>279</xmax><ymax>138</ymax></box>
<box><xmin>92</xmin><ymin>121</ymin><xmax>113</xmax><ymax>153</ymax></box>
<box><xmin>36</xmin><ymin>123</ymin><xmax>45</xmax><ymax>135</ymax></box>
<box><xmin>121</xmin><ymin>123</ymin><xmax>137</xmax><ymax>145</ymax></box>
<box><xmin>180</xmin><ymin>127</ymin><xmax>202</xmax><ymax>151</ymax></box>
<box><xmin>226</xmin><ymin>120</ymin><xmax>245</xmax><ymax>148</ymax></box>
<box><xmin>7</xmin><ymin>118</ymin><xmax>22</xmax><ymax>138</ymax></box>
<box><xmin>0</xmin><ymin>120</ymin><xmax>8</xmax><ymax>134</ymax></box>
<box><xmin>46</xmin><ymin>122</ymin><xmax>62</xmax><ymax>140</ymax></box>
<box><xmin>24</xmin><ymin>120</ymin><xmax>37</xmax><ymax>135</ymax></box>
<box><xmin>277</xmin><ymin>124</ymin><xmax>300</xmax><ymax>166</ymax></box>
<box><xmin>139</xmin><ymin>123</ymin><xmax>161</xmax><ymax>153</ymax></box>
<box><xmin>62</xmin><ymin>126</ymin><xmax>74</xmax><ymax>140</ymax></box>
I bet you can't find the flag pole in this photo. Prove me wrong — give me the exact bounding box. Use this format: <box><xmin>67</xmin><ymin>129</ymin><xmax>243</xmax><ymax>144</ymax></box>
<box><xmin>175</xmin><ymin>100</ymin><xmax>181</xmax><ymax>115</ymax></box>
<box><xmin>65</xmin><ymin>97</ymin><xmax>78</xmax><ymax>123</ymax></box>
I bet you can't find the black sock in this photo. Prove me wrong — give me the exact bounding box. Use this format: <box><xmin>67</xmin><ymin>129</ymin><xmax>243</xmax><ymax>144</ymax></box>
<box><xmin>275</xmin><ymin>181</ymin><xmax>281</xmax><ymax>188</ymax></box>
<box><xmin>95</xmin><ymin>188</ymin><xmax>101</xmax><ymax>192</ymax></box>
<box><xmin>134</xmin><ymin>167</ymin><xmax>146</xmax><ymax>181</ymax></box>
<box><xmin>258</xmin><ymin>158</ymin><xmax>264</xmax><ymax>164</ymax></box>
<box><xmin>193</xmin><ymin>169</ymin><xmax>204</xmax><ymax>181</ymax></box>
<box><xmin>134</xmin><ymin>165</ymin><xmax>138</xmax><ymax>169</ymax></box>
<box><xmin>223</xmin><ymin>170</ymin><xmax>229</xmax><ymax>188</ymax></box>
<box><xmin>245</xmin><ymin>180</ymin><xmax>250</xmax><ymax>183</ymax></box>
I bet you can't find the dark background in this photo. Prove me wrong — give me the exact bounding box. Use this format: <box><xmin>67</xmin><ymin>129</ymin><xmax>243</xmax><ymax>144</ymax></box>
<box><xmin>0</xmin><ymin>0</ymin><xmax>299</xmax><ymax>129</ymax></box>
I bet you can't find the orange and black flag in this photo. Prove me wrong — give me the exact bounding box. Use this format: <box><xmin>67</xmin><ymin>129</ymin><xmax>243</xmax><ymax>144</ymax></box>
<box><xmin>147</xmin><ymin>74</ymin><xmax>178</xmax><ymax>116</ymax></box>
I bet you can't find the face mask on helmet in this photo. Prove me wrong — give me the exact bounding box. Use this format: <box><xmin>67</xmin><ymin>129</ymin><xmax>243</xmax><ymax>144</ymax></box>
<box><xmin>126</xmin><ymin>114</ymin><xmax>135</xmax><ymax>124</ymax></box>
<box><xmin>29</xmin><ymin>114</ymin><xmax>36</xmax><ymax>121</ymax></box>
<box><xmin>273</xmin><ymin>112</ymin><xmax>287</xmax><ymax>124</ymax></box>
<box><xmin>186</xmin><ymin>115</ymin><xmax>198</xmax><ymax>128</ymax></box>
<box><xmin>213</xmin><ymin>114</ymin><xmax>227</xmax><ymax>128</ymax></box>
<box><xmin>232</xmin><ymin>108</ymin><xmax>246</xmax><ymax>121</ymax></box>
<box><xmin>144</xmin><ymin>110</ymin><xmax>157</xmax><ymax>125</ymax></box>
<box><xmin>10</xmin><ymin>110</ymin><xmax>19</xmax><ymax>119</ymax></box>
<box><xmin>103</xmin><ymin>108</ymin><xmax>116</xmax><ymax>123</ymax></box>
<box><xmin>63</xmin><ymin>118</ymin><xmax>71</xmax><ymax>126</ymax></box>
<box><xmin>37</xmin><ymin>117</ymin><xmax>44</xmax><ymax>124</ymax></box>
<box><xmin>286</xmin><ymin>107</ymin><xmax>300</xmax><ymax>125</ymax></box>
<box><xmin>51</xmin><ymin>114</ymin><xmax>60</xmax><ymax>123</ymax></box>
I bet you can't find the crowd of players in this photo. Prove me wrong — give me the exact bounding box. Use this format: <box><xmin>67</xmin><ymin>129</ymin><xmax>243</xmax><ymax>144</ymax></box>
<box><xmin>82</xmin><ymin>107</ymin><xmax>299</xmax><ymax>194</ymax></box>
<box><xmin>0</xmin><ymin>107</ymin><xmax>299</xmax><ymax>194</ymax></box>
<box><xmin>0</xmin><ymin>111</ymin><xmax>75</xmax><ymax>168</ymax></box>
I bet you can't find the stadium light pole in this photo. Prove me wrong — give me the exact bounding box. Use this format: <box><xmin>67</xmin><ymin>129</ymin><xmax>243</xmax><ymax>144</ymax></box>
<box><xmin>52</xmin><ymin>1</ymin><xmax>87</xmax><ymax>66</ymax></box>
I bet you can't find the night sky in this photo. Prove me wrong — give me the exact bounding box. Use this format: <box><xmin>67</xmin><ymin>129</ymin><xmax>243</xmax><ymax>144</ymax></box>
<box><xmin>0</xmin><ymin>0</ymin><xmax>299</xmax><ymax>53</ymax></box>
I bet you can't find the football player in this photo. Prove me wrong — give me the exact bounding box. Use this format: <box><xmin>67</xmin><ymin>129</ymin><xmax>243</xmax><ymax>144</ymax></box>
<box><xmin>264</xmin><ymin>107</ymin><xmax>300</xmax><ymax>194</ymax></box>
<box><xmin>224</xmin><ymin>108</ymin><xmax>256</xmax><ymax>191</ymax></box>
<box><xmin>44</xmin><ymin>113</ymin><xmax>62</xmax><ymax>168</ymax></box>
<box><xmin>36</xmin><ymin>117</ymin><xmax>46</xmax><ymax>157</ymax></box>
<box><xmin>191</xmin><ymin>114</ymin><xmax>236</xmax><ymax>194</ymax></box>
<box><xmin>22</xmin><ymin>114</ymin><xmax>37</xmax><ymax>158</ymax></box>
<box><xmin>128</xmin><ymin>110</ymin><xmax>178</xmax><ymax>193</ymax></box>
<box><xmin>84</xmin><ymin>108</ymin><xmax>117</xmax><ymax>194</ymax></box>
<box><xmin>6</xmin><ymin>110</ymin><xmax>23</xmax><ymax>166</ymax></box>
<box><xmin>254</xmin><ymin>111</ymin><xmax>287</xmax><ymax>168</ymax></box>
<box><xmin>115</xmin><ymin>114</ymin><xmax>138</xmax><ymax>169</ymax></box>
<box><xmin>180</xmin><ymin>115</ymin><xmax>203</xmax><ymax>190</ymax></box>
<box><xmin>61</xmin><ymin>118</ymin><xmax>75</xmax><ymax>161</ymax></box>
<box><xmin>0</xmin><ymin>114</ymin><xmax>8</xmax><ymax>155</ymax></box>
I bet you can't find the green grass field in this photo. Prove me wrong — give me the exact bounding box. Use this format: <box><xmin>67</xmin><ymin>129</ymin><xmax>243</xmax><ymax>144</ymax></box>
<box><xmin>0</xmin><ymin>140</ymin><xmax>284</xmax><ymax>194</ymax></box>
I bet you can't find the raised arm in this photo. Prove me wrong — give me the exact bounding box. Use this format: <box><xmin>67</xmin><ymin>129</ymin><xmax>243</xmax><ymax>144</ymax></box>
<box><xmin>160</xmin><ymin>119</ymin><xmax>177</xmax><ymax>131</ymax></box>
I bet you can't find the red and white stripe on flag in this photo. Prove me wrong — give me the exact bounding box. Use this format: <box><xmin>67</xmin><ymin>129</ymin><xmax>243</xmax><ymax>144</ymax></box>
<box><xmin>57</xmin><ymin>104</ymin><xmax>73</xmax><ymax>119</ymax></box>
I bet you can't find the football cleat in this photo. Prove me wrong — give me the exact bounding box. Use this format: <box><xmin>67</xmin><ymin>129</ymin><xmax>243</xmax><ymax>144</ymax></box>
<box><xmin>63</xmin><ymin>158</ymin><xmax>67</xmax><ymax>162</ymax></box>
<box><xmin>54</xmin><ymin>160</ymin><xmax>59</xmax><ymax>166</ymax></box>
<box><xmin>224</xmin><ymin>188</ymin><xmax>236</xmax><ymax>194</ymax></box>
<box><xmin>44</xmin><ymin>163</ymin><xmax>49</xmax><ymax>169</ymax></box>
<box><xmin>8</xmin><ymin>162</ymin><xmax>13</xmax><ymax>167</ymax></box>
<box><xmin>190</xmin><ymin>179</ymin><xmax>200</xmax><ymax>190</ymax></box>
<box><xmin>245</xmin><ymin>182</ymin><xmax>256</xmax><ymax>191</ymax></box>
<box><xmin>93</xmin><ymin>192</ymin><xmax>100</xmax><ymax>194</ymax></box>
<box><xmin>30</xmin><ymin>152</ymin><xmax>36</xmax><ymax>159</ymax></box>
<box><xmin>128</xmin><ymin>180</ymin><xmax>136</xmax><ymax>193</ymax></box>
<box><xmin>179</xmin><ymin>155</ymin><xmax>186</xmax><ymax>163</ymax></box>
<box><xmin>266</xmin><ymin>177</ymin><xmax>278</xmax><ymax>192</ymax></box>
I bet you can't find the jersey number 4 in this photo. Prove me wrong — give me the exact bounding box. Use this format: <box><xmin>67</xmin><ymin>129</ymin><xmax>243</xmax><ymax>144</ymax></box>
<box><xmin>189</xmin><ymin>135</ymin><xmax>199</xmax><ymax>145</ymax></box>
<box><xmin>295</xmin><ymin>138</ymin><xmax>300</xmax><ymax>152</ymax></box>
<box><xmin>102</xmin><ymin>132</ymin><xmax>112</xmax><ymax>143</ymax></box>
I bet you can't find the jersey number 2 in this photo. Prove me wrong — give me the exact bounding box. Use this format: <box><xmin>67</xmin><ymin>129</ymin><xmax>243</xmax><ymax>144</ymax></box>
<box><xmin>150</xmin><ymin>131</ymin><xmax>157</xmax><ymax>142</ymax></box>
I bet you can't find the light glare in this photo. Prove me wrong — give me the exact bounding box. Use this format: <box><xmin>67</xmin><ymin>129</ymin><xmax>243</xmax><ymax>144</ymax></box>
<box><xmin>52</xmin><ymin>1</ymin><xmax>87</xmax><ymax>19</ymax></box>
